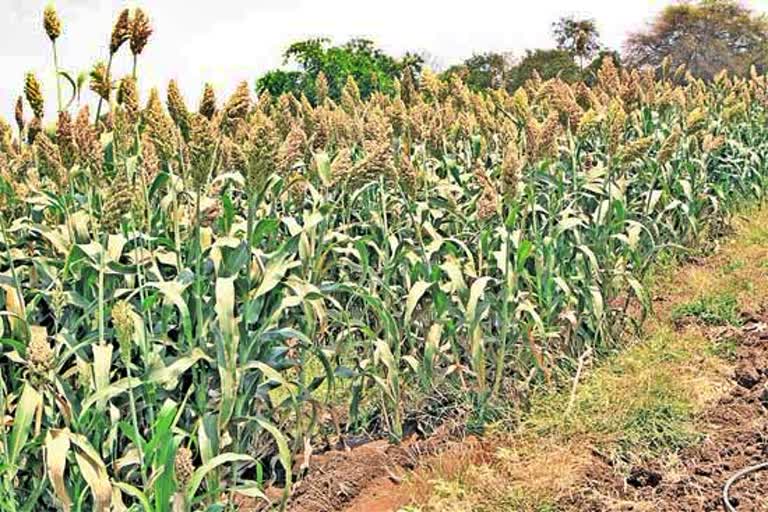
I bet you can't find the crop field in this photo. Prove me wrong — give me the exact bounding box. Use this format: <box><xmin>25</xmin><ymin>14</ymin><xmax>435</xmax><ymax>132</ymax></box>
<box><xmin>1</xmin><ymin>4</ymin><xmax>768</xmax><ymax>512</ymax></box>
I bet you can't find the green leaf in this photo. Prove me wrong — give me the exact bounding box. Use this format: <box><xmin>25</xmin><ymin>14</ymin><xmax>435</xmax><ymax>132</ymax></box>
<box><xmin>250</xmin><ymin>416</ymin><xmax>293</xmax><ymax>506</ymax></box>
<box><xmin>215</xmin><ymin>276</ymin><xmax>239</xmax><ymax>430</ymax></box>
<box><xmin>404</xmin><ymin>280</ymin><xmax>432</xmax><ymax>325</ymax></box>
<box><xmin>147</xmin><ymin>280</ymin><xmax>193</xmax><ymax>342</ymax></box>
<box><xmin>253</xmin><ymin>254</ymin><xmax>300</xmax><ymax>299</ymax></box>
<box><xmin>112</xmin><ymin>481</ymin><xmax>152</xmax><ymax>512</ymax></box>
<box><xmin>80</xmin><ymin>349</ymin><xmax>209</xmax><ymax>415</ymax></box>
<box><xmin>185</xmin><ymin>453</ymin><xmax>255</xmax><ymax>501</ymax></box>
<box><xmin>9</xmin><ymin>384</ymin><xmax>41</xmax><ymax>474</ymax></box>
<box><xmin>58</xmin><ymin>71</ymin><xmax>78</xmax><ymax>109</ymax></box>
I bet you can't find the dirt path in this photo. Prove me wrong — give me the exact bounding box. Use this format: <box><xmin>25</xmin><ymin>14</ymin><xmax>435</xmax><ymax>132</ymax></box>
<box><xmin>560</xmin><ymin>315</ymin><xmax>768</xmax><ymax>511</ymax></box>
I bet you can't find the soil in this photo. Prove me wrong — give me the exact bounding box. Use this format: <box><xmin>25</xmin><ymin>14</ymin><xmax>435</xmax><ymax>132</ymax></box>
<box><xmin>285</xmin><ymin>426</ymin><xmax>488</xmax><ymax>512</ymax></box>
<box><xmin>558</xmin><ymin>311</ymin><xmax>768</xmax><ymax>511</ymax></box>
<box><xmin>232</xmin><ymin>422</ymin><xmax>485</xmax><ymax>512</ymax></box>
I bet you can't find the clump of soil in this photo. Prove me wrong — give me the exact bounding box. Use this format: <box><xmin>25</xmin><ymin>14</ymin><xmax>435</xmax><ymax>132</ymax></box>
<box><xmin>560</xmin><ymin>310</ymin><xmax>768</xmax><ymax>511</ymax></box>
<box><xmin>627</xmin><ymin>467</ymin><xmax>662</xmax><ymax>488</ymax></box>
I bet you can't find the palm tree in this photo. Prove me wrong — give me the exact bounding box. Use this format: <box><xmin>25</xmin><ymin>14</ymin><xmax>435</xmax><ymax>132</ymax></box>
<box><xmin>553</xmin><ymin>17</ymin><xmax>601</xmax><ymax>70</ymax></box>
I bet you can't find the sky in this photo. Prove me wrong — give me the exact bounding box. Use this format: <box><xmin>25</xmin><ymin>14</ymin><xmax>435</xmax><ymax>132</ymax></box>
<box><xmin>2</xmin><ymin>0</ymin><xmax>768</xmax><ymax>123</ymax></box>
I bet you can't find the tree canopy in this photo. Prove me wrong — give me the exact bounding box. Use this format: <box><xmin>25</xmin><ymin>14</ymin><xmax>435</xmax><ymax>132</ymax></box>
<box><xmin>256</xmin><ymin>38</ymin><xmax>422</xmax><ymax>103</ymax></box>
<box><xmin>442</xmin><ymin>52</ymin><xmax>515</xmax><ymax>91</ymax></box>
<box><xmin>507</xmin><ymin>49</ymin><xmax>582</xmax><ymax>91</ymax></box>
<box><xmin>624</xmin><ymin>0</ymin><xmax>768</xmax><ymax>79</ymax></box>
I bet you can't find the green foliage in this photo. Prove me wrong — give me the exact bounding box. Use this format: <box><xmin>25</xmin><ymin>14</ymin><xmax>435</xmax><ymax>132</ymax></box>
<box><xmin>618</xmin><ymin>375</ymin><xmax>701</xmax><ymax>456</ymax></box>
<box><xmin>442</xmin><ymin>52</ymin><xmax>515</xmax><ymax>91</ymax></box>
<box><xmin>443</xmin><ymin>48</ymin><xmax>583</xmax><ymax>93</ymax></box>
<box><xmin>4</xmin><ymin>5</ymin><xmax>768</xmax><ymax>510</ymax></box>
<box><xmin>527</xmin><ymin>329</ymin><xmax>710</xmax><ymax>464</ymax></box>
<box><xmin>671</xmin><ymin>293</ymin><xmax>742</xmax><ymax>326</ymax></box>
<box><xmin>255</xmin><ymin>70</ymin><xmax>303</xmax><ymax>99</ymax></box>
<box><xmin>256</xmin><ymin>37</ymin><xmax>422</xmax><ymax>103</ymax></box>
<box><xmin>506</xmin><ymin>49</ymin><xmax>582</xmax><ymax>91</ymax></box>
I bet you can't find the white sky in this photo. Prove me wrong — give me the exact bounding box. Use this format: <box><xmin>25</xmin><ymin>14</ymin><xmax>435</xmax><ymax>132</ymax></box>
<box><xmin>2</xmin><ymin>0</ymin><xmax>768</xmax><ymax>123</ymax></box>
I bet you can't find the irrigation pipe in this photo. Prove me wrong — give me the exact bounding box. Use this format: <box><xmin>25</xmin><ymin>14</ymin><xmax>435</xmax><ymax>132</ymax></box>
<box><xmin>722</xmin><ymin>461</ymin><xmax>768</xmax><ymax>511</ymax></box>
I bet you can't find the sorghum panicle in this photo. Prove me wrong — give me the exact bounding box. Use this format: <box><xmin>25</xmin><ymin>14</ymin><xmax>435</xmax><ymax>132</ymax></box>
<box><xmin>174</xmin><ymin>446</ymin><xmax>195</xmax><ymax>488</ymax></box>
<box><xmin>167</xmin><ymin>79</ymin><xmax>190</xmax><ymax>137</ymax></box>
<box><xmin>188</xmin><ymin>112</ymin><xmax>218</xmax><ymax>189</ymax></box>
<box><xmin>117</xmin><ymin>77</ymin><xmax>140</xmax><ymax>121</ymax></box>
<box><xmin>110</xmin><ymin>9</ymin><xmax>131</xmax><ymax>55</ymax></box>
<box><xmin>199</xmin><ymin>83</ymin><xmax>217</xmax><ymax>121</ymax></box>
<box><xmin>89</xmin><ymin>62</ymin><xmax>111</xmax><ymax>102</ymax></box>
<box><xmin>43</xmin><ymin>4</ymin><xmax>62</xmax><ymax>42</ymax></box>
<box><xmin>112</xmin><ymin>300</ymin><xmax>134</xmax><ymax>364</ymax></box>
<box><xmin>24</xmin><ymin>73</ymin><xmax>44</xmax><ymax>119</ymax></box>
<box><xmin>130</xmin><ymin>8</ymin><xmax>152</xmax><ymax>56</ymax></box>
<box><xmin>14</xmin><ymin>96</ymin><xmax>24</xmax><ymax>133</ymax></box>
<box><xmin>27</xmin><ymin>329</ymin><xmax>54</xmax><ymax>375</ymax></box>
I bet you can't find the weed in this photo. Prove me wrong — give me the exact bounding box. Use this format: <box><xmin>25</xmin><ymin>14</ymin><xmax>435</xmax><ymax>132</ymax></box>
<box><xmin>671</xmin><ymin>293</ymin><xmax>742</xmax><ymax>326</ymax></box>
<box><xmin>707</xmin><ymin>336</ymin><xmax>740</xmax><ymax>361</ymax></box>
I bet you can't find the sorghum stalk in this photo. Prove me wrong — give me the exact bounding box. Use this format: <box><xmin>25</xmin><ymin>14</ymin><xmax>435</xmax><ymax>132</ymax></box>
<box><xmin>194</xmin><ymin>187</ymin><xmax>204</xmax><ymax>345</ymax></box>
<box><xmin>492</xmin><ymin>201</ymin><xmax>518</xmax><ymax>399</ymax></box>
<box><xmin>0</xmin><ymin>376</ymin><xmax>18</xmax><ymax>510</ymax></box>
<box><xmin>53</xmin><ymin>44</ymin><xmax>62</xmax><ymax>112</ymax></box>
<box><xmin>98</xmin><ymin>228</ymin><xmax>105</xmax><ymax>346</ymax></box>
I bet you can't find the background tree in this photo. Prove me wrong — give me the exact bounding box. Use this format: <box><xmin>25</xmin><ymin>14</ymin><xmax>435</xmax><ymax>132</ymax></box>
<box><xmin>624</xmin><ymin>0</ymin><xmax>768</xmax><ymax>80</ymax></box>
<box><xmin>256</xmin><ymin>70</ymin><xmax>303</xmax><ymax>99</ymax></box>
<box><xmin>256</xmin><ymin>38</ymin><xmax>422</xmax><ymax>103</ymax></box>
<box><xmin>506</xmin><ymin>49</ymin><xmax>582</xmax><ymax>92</ymax></box>
<box><xmin>442</xmin><ymin>52</ymin><xmax>516</xmax><ymax>91</ymax></box>
<box><xmin>553</xmin><ymin>16</ymin><xmax>601</xmax><ymax>69</ymax></box>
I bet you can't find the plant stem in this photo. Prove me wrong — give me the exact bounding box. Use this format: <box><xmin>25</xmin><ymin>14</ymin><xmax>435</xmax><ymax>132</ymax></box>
<box><xmin>125</xmin><ymin>361</ymin><xmax>148</xmax><ymax>488</ymax></box>
<box><xmin>194</xmin><ymin>189</ymin><xmax>204</xmax><ymax>346</ymax></box>
<box><xmin>98</xmin><ymin>230</ymin><xmax>105</xmax><ymax>345</ymax></box>
<box><xmin>492</xmin><ymin>205</ymin><xmax>512</xmax><ymax>398</ymax></box>
<box><xmin>52</xmin><ymin>42</ymin><xmax>62</xmax><ymax>113</ymax></box>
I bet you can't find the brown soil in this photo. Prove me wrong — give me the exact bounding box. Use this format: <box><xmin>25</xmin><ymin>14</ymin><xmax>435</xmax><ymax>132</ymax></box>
<box><xmin>283</xmin><ymin>427</ymin><xmax>486</xmax><ymax>512</ymax></box>
<box><xmin>559</xmin><ymin>312</ymin><xmax>768</xmax><ymax>511</ymax></box>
